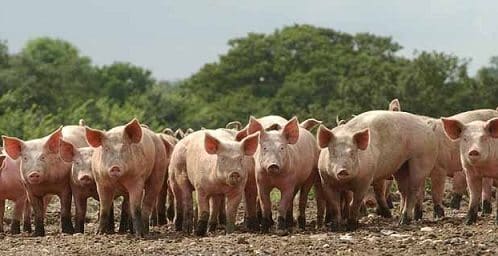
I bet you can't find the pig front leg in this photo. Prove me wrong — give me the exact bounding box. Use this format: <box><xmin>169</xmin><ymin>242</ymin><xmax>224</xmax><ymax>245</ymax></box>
<box><xmin>118</xmin><ymin>197</ymin><xmax>131</xmax><ymax>234</ymax></box>
<box><xmin>348</xmin><ymin>186</ymin><xmax>369</xmax><ymax>231</ymax></box>
<box><xmin>11</xmin><ymin>198</ymin><xmax>25</xmax><ymax>234</ymax></box>
<box><xmin>372</xmin><ymin>180</ymin><xmax>392</xmax><ymax>218</ymax></box>
<box><xmin>96</xmin><ymin>185</ymin><xmax>115</xmax><ymax>234</ymax></box>
<box><xmin>321</xmin><ymin>184</ymin><xmax>342</xmax><ymax>231</ymax></box>
<box><xmin>74</xmin><ymin>194</ymin><xmax>88</xmax><ymax>233</ymax></box>
<box><xmin>127</xmin><ymin>184</ymin><xmax>145</xmax><ymax>238</ymax></box>
<box><xmin>277</xmin><ymin>188</ymin><xmax>295</xmax><ymax>232</ymax></box>
<box><xmin>430</xmin><ymin>166</ymin><xmax>446</xmax><ymax>219</ymax></box>
<box><xmin>59</xmin><ymin>188</ymin><xmax>74</xmax><ymax>234</ymax></box>
<box><xmin>481</xmin><ymin>178</ymin><xmax>493</xmax><ymax>215</ymax></box>
<box><xmin>23</xmin><ymin>198</ymin><xmax>32</xmax><ymax>233</ymax></box>
<box><xmin>29</xmin><ymin>194</ymin><xmax>45</xmax><ymax>236</ymax></box>
<box><xmin>195</xmin><ymin>190</ymin><xmax>209</xmax><ymax>236</ymax></box>
<box><xmin>450</xmin><ymin>171</ymin><xmax>466</xmax><ymax>209</ymax></box>
<box><xmin>244</xmin><ymin>171</ymin><xmax>259</xmax><ymax>231</ymax></box>
<box><xmin>225</xmin><ymin>190</ymin><xmax>243</xmax><ymax>234</ymax></box>
<box><xmin>208</xmin><ymin>195</ymin><xmax>222</xmax><ymax>232</ymax></box>
<box><xmin>0</xmin><ymin>200</ymin><xmax>4</xmax><ymax>233</ymax></box>
<box><xmin>258</xmin><ymin>186</ymin><xmax>273</xmax><ymax>233</ymax></box>
<box><xmin>465</xmin><ymin>172</ymin><xmax>482</xmax><ymax>225</ymax></box>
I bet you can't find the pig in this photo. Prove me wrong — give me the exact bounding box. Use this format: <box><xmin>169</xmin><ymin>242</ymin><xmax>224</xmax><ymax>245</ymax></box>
<box><xmin>317</xmin><ymin>110</ymin><xmax>438</xmax><ymax>230</ymax></box>
<box><xmin>0</xmin><ymin>155</ymin><xmax>31</xmax><ymax>234</ymax></box>
<box><xmin>85</xmin><ymin>119</ymin><xmax>167</xmax><ymax>237</ymax></box>
<box><xmin>2</xmin><ymin>125</ymin><xmax>87</xmax><ymax>236</ymax></box>
<box><xmin>387</xmin><ymin>99</ymin><xmax>498</xmax><ymax>218</ymax></box>
<box><xmin>442</xmin><ymin>117</ymin><xmax>498</xmax><ymax>224</ymax></box>
<box><xmin>174</xmin><ymin>129</ymin><xmax>185</xmax><ymax>140</ymax></box>
<box><xmin>169</xmin><ymin>129</ymin><xmax>259</xmax><ymax>236</ymax></box>
<box><xmin>151</xmin><ymin>133</ymin><xmax>175</xmax><ymax>226</ymax></box>
<box><xmin>247</xmin><ymin>116</ymin><xmax>321</xmax><ymax>233</ymax></box>
<box><xmin>59</xmin><ymin>141</ymin><xmax>132</xmax><ymax>234</ymax></box>
<box><xmin>226</xmin><ymin>121</ymin><xmax>242</xmax><ymax>131</ymax></box>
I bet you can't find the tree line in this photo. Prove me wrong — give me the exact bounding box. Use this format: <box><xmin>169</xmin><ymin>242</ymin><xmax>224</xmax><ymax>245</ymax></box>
<box><xmin>1</xmin><ymin>24</ymin><xmax>497</xmax><ymax>139</ymax></box>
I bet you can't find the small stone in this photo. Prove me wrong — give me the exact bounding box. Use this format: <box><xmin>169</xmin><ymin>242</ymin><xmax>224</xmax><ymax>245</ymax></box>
<box><xmin>420</xmin><ymin>227</ymin><xmax>433</xmax><ymax>232</ymax></box>
<box><xmin>380</xmin><ymin>229</ymin><xmax>396</xmax><ymax>236</ymax></box>
<box><xmin>323</xmin><ymin>244</ymin><xmax>330</xmax><ymax>248</ymax></box>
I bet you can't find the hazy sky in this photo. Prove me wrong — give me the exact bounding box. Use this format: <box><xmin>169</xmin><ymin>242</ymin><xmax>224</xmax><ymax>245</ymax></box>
<box><xmin>1</xmin><ymin>0</ymin><xmax>497</xmax><ymax>81</ymax></box>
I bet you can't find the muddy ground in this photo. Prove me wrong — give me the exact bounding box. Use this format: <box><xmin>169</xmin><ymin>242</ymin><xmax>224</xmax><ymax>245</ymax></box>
<box><xmin>0</xmin><ymin>191</ymin><xmax>498</xmax><ymax>256</ymax></box>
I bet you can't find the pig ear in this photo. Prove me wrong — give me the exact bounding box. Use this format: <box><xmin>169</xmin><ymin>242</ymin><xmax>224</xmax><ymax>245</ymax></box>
<box><xmin>60</xmin><ymin>139</ymin><xmax>76</xmax><ymax>163</ymax></box>
<box><xmin>2</xmin><ymin>136</ymin><xmax>24</xmax><ymax>160</ymax></box>
<box><xmin>204</xmin><ymin>133</ymin><xmax>221</xmax><ymax>155</ymax></box>
<box><xmin>300</xmin><ymin>118</ymin><xmax>322</xmax><ymax>131</ymax></box>
<box><xmin>248</xmin><ymin>116</ymin><xmax>263</xmax><ymax>135</ymax></box>
<box><xmin>353</xmin><ymin>129</ymin><xmax>369</xmax><ymax>151</ymax></box>
<box><xmin>241</xmin><ymin>132</ymin><xmax>259</xmax><ymax>156</ymax></box>
<box><xmin>160</xmin><ymin>137</ymin><xmax>174</xmax><ymax>157</ymax></box>
<box><xmin>317</xmin><ymin>125</ymin><xmax>334</xmax><ymax>148</ymax></box>
<box><xmin>485</xmin><ymin>118</ymin><xmax>498</xmax><ymax>138</ymax></box>
<box><xmin>45</xmin><ymin>126</ymin><xmax>63</xmax><ymax>154</ymax></box>
<box><xmin>125</xmin><ymin>119</ymin><xmax>143</xmax><ymax>144</ymax></box>
<box><xmin>389</xmin><ymin>98</ymin><xmax>401</xmax><ymax>111</ymax></box>
<box><xmin>282</xmin><ymin>116</ymin><xmax>300</xmax><ymax>145</ymax></box>
<box><xmin>441</xmin><ymin>118</ymin><xmax>465</xmax><ymax>140</ymax></box>
<box><xmin>85</xmin><ymin>127</ymin><xmax>105</xmax><ymax>148</ymax></box>
<box><xmin>235</xmin><ymin>128</ymin><xmax>248</xmax><ymax>142</ymax></box>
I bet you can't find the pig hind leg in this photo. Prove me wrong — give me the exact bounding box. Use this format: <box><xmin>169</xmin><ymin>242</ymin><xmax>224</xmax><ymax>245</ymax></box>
<box><xmin>372</xmin><ymin>180</ymin><xmax>392</xmax><ymax>218</ymax></box>
<box><xmin>481</xmin><ymin>178</ymin><xmax>493</xmax><ymax>215</ymax></box>
<box><xmin>23</xmin><ymin>198</ymin><xmax>32</xmax><ymax>233</ymax></box>
<box><xmin>430</xmin><ymin>166</ymin><xmax>446</xmax><ymax>219</ymax></box>
<box><xmin>208</xmin><ymin>195</ymin><xmax>223</xmax><ymax>232</ymax></box>
<box><xmin>11</xmin><ymin>198</ymin><xmax>26</xmax><ymax>234</ymax></box>
<box><xmin>450</xmin><ymin>171</ymin><xmax>466</xmax><ymax>209</ymax></box>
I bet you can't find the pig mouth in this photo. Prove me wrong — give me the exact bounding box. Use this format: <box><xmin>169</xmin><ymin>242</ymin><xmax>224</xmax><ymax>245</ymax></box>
<box><xmin>226</xmin><ymin>177</ymin><xmax>242</xmax><ymax>186</ymax></box>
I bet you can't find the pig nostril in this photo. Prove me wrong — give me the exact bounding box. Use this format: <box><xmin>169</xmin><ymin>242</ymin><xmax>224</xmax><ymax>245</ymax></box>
<box><xmin>469</xmin><ymin>150</ymin><xmax>480</xmax><ymax>157</ymax></box>
<box><xmin>109</xmin><ymin>166</ymin><xmax>121</xmax><ymax>176</ymax></box>
<box><xmin>79</xmin><ymin>175</ymin><xmax>92</xmax><ymax>183</ymax></box>
<box><xmin>268</xmin><ymin>164</ymin><xmax>280</xmax><ymax>172</ymax></box>
<box><xmin>337</xmin><ymin>169</ymin><xmax>349</xmax><ymax>177</ymax></box>
<box><xmin>29</xmin><ymin>173</ymin><xmax>40</xmax><ymax>179</ymax></box>
<box><xmin>230</xmin><ymin>172</ymin><xmax>240</xmax><ymax>179</ymax></box>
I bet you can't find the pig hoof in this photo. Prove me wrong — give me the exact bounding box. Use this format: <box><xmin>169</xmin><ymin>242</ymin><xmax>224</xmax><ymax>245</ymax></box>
<box><xmin>246</xmin><ymin>217</ymin><xmax>260</xmax><ymax>232</ymax></box>
<box><xmin>386</xmin><ymin>196</ymin><xmax>394</xmax><ymax>209</ymax></box>
<box><xmin>399</xmin><ymin>213</ymin><xmax>411</xmax><ymax>225</ymax></box>
<box><xmin>174</xmin><ymin>218</ymin><xmax>183</xmax><ymax>231</ymax></box>
<box><xmin>195</xmin><ymin>220</ymin><xmax>208</xmax><ymax>236</ymax></box>
<box><xmin>328</xmin><ymin>221</ymin><xmax>340</xmax><ymax>232</ymax></box>
<box><xmin>208</xmin><ymin>222</ymin><xmax>218</xmax><ymax>232</ymax></box>
<box><xmin>23</xmin><ymin>223</ymin><xmax>32</xmax><ymax>233</ymax></box>
<box><xmin>275</xmin><ymin>229</ymin><xmax>290</xmax><ymax>236</ymax></box>
<box><xmin>465</xmin><ymin>214</ymin><xmax>478</xmax><ymax>225</ymax></box>
<box><xmin>225</xmin><ymin>222</ymin><xmax>235</xmax><ymax>234</ymax></box>
<box><xmin>414</xmin><ymin>206</ymin><xmax>423</xmax><ymax>221</ymax></box>
<box><xmin>297</xmin><ymin>216</ymin><xmax>306</xmax><ymax>230</ymax></box>
<box><xmin>345</xmin><ymin>220</ymin><xmax>358</xmax><ymax>231</ymax></box>
<box><xmin>482</xmin><ymin>200</ymin><xmax>492</xmax><ymax>215</ymax></box>
<box><xmin>10</xmin><ymin>220</ymin><xmax>21</xmax><ymax>235</ymax></box>
<box><xmin>32</xmin><ymin>229</ymin><xmax>45</xmax><ymax>237</ymax></box>
<box><xmin>433</xmin><ymin>205</ymin><xmax>445</xmax><ymax>219</ymax></box>
<box><xmin>261</xmin><ymin>218</ymin><xmax>272</xmax><ymax>233</ymax></box>
<box><xmin>218</xmin><ymin>214</ymin><xmax>227</xmax><ymax>226</ymax></box>
<box><xmin>376</xmin><ymin>207</ymin><xmax>392</xmax><ymax>218</ymax></box>
<box><xmin>167</xmin><ymin>207</ymin><xmax>175</xmax><ymax>222</ymax></box>
<box><xmin>277</xmin><ymin>216</ymin><xmax>287</xmax><ymax>230</ymax></box>
<box><xmin>450</xmin><ymin>193</ymin><xmax>462</xmax><ymax>209</ymax></box>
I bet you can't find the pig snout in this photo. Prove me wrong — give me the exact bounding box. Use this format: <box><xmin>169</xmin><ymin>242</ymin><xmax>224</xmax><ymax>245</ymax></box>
<box><xmin>27</xmin><ymin>171</ymin><xmax>43</xmax><ymax>184</ymax></box>
<box><xmin>78</xmin><ymin>174</ymin><xmax>94</xmax><ymax>185</ymax></box>
<box><xmin>266</xmin><ymin>164</ymin><xmax>280</xmax><ymax>175</ymax></box>
<box><xmin>227</xmin><ymin>171</ymin><xmax>242</xmax><ymax>186</ymax></box>
<box><xmin>336</xmin><ymin>168</ymin><xmax>350</xmax><ymax>180</ymax></box>
<box><xmin>108</xmin><ymin>166</ymin><xmax>122</xmax><ymax>178</ymax></box>
<box><xmin>467</xmin><ymin>149</ymin><xmax>481</xmax><ymax>163</ymax></box>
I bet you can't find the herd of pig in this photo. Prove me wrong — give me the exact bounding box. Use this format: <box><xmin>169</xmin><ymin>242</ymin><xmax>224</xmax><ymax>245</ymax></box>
<box><xmin>1</xmin><ymin>98</ymin><xmax>498</xmax><ymax>239</ymax></box>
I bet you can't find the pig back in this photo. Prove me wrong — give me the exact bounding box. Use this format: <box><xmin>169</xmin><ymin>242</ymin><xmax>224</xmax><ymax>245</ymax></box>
<box><xmin>62</xmin><ymin>125</ymin><xmax>88</xmax><ymax>148</ymax></box>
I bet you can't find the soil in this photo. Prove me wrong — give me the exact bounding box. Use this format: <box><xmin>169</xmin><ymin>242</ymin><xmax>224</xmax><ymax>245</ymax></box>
<box><xmin>0</xmin><ymin>192</ymin><xmax>497</xmax><ymax>256</ymax></box>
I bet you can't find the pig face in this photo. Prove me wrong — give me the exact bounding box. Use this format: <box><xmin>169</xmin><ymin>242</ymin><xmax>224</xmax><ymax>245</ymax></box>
<box><xmin>317</xmin><ymin>125</ymin><xmax>369</xmax><ymax>180</ymax></box>
<box><xmin>2</xmin><ymin>127</ymin><xmax>63</xmax><ymax>185</ymax></box>
<box><xmin>248</xmin><ymin>117</ymin><xmax>299</xmax><ymax>175</ymax></box>
<box><xmin>442</xmin><ymin>118</ymin><xmax>498</xmax><ymax>166</ymax></box>
<box><xmin>85</xmin><ymin>119</ymin><xmax>144</xmax><ymax>179</ymax></box>
<box><xmin>204</xmin><ymin>132</ymin><xmax>259</xmax><ymax>186</ymax></box>
<box><xmin>60</xmin><ymin>140</ymin><xmax>94</xmax><ymax>186</ymax></box>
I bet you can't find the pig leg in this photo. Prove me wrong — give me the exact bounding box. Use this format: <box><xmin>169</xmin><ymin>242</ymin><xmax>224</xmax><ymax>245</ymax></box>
<box><xmin>0</xmin><ymin>200</ymin><xmax>4</xmax><ymax>233</ymax></box>
<box><xmin>181</xmin><ymin>187</ymin><xmax>194</xmax><ymax>234</ymax></box>
<box><xmin>29</xmin><ymin>194</ymin><xmax>45</xmax><ymax>236</ymax></box>
<box><xmin>414</xmin><ymin>185</ymin><xmax>425</xmax><ymax>220</ymax></box>
<box><xmin>126</xmin><ymin>184</ymin><xmax>146</xmax><ymax>238</ymax></box>
<box><xmin>277</xmin><ymin>188</ymin><xmax>295</xmax><ymax>232</ymax></box>
<box><xmin>23</xmin><ymin>198</ymin><xmax>32</xmax><ymax>233</ymax></box>
<box><xmin>314</xmin><ymin>182</ymin><xmax>326</xmax><ymax>228</ymax></box>
<box><xmin>347</xmin><ymin>187</ymin><xmax>369</xmax><ymax>231</ymax></box>
<box><xmin>59</xmin><ymin>188</ymin><xmax>74</xmax><ymax>234</ymax></box>
<box><xmin>171</xmin><ymin>182</ymin><xmax>185</xmax><ymax>232</ymax></box>
<box><xmin>385</xmin><ymin>179</ymin><xmax>394</xmax><ymax>209</ymax></box>
<box><xmin>141</xmin><ymin>185</ymin><xmax>161</xmax><ymax>235</ymax></box>
<box><xmin>298</xmin><ymin>175</ymin><xmax>315</xmax><ymax>230</ymax></box>
<box><xmin>321</xmin><ymin>185</ymin><xmax>341</xmax><ymax>231</ymax></box>
<box><xmin>372</xmin><ymin>180</ymin><xmax>392</xmax><ymax>218</ymax></box>
<box><xmin>208</xmin><ymin>195</ymin><xmax>222</xmax><ymax>232</ymax></box>
<box><xmin>451</xmin><ymin>171</ymin><xmax>466</xmax><ymax>209</ymax></box>
<box><xmin>166</xmin><ymin>186</ymin><xmax>175</xmax><ymax>222</ymax></box>
<box><xmin>258</xmin><ymin>186</ymin><xmax>273</xmax><ymax>233</ymax></box>
<box><xmin>74</xmin><ymin>194</ymin><xmax>88</xmax><ymax>234</ymax></box>
<box><xmin>156</xmin><ymin>180</ymin><xmax>168</xmax><ymax>225</ymax></box>
<box><xmin>218</xmin><ymin>196</ymin><xmax>226</xmax><ymax>226</ymax></box>
<box><xmin>430</xmin><ymin>167</ymin><xmax>446</xmax><ymax>219</ymax></box>
<box><xmin>195</xmin><ymin>191</ymin><xmax>209</xmax><ymax>236</ymax></box>
<box><xmin>11</xmin><ymin>198</ymin><xmax>25</xmax><ymax>234</ymax></box>
<box><xmin>481</xmin><ymin>178</ymin><xmax>493</xmax><ymax>215</ymax></box>
<box><xmin>244</xmin><ymin>178</ymin><xmax>259</xmax><ymax>231</ymax></box>
<box><xmin>96</xmin><ymin>185</ymin><xmax>115</xmax><ymax>234</ymax></box>
<box><xmin>465</xmin><ymin>172</ymin><xmax>482</xmax><ymax>225</ymax></box>
<box><xmin>225</xmin><ymin>190</ymin><xmax>243</xmax><ymax>234</ymax></box>
<box><xmin>119</xmin><ymin>197</ymin><xmax>131</xmax><ymax>234</ymax></box>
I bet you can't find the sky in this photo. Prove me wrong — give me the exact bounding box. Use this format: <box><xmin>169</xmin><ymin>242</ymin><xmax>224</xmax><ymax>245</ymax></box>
<box><xmin>1</xmin><ymin>0</ymin><xmax>497</xmax><ymax>81</ymax></box>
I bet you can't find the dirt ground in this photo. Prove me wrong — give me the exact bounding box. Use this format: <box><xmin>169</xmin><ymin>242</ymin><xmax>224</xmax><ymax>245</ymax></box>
<box><xmin>0</xmin><ymin>191</ymin><xmax>498</xmax><ymax>256</ymax></box>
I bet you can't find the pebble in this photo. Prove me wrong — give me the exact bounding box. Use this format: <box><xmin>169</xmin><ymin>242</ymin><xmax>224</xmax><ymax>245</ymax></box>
<box><xmin>323</xmin><ymin>244</ymin><xmax>330</xmax><ymax>248</ymax></box>
<box><xmin>380</xmin><ymin>229</ymin><xmax>396</xmax><ymax>236</ymax></box>
<box><xmin>339</xmin><ymin>234</ymin><xmax>353</xmax><ymax>242</ymax></box>
<box><xmin>420</xmin><ymin>227</ymin><xmax>433</xmax><ymax>232</ymax></box>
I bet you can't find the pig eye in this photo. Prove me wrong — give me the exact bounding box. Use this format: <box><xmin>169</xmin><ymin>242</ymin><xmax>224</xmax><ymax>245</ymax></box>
<box><xmin>279</xmin><ymin>146</ymin><xmax>284</xmax><ymax>151</ymax></box>
<box><xmin>22</xmin><ymin>156</ymin><xmax>28</xmax><ymax>161</ymax></box>
<box><xmin>40</xmin><ymin>156</ymin><xmax>46</xmax><ymax>161</ymax></box>
<box><xmin>263</xmin><ymin>147</ymin><xmax>267</xmax><ymax>151</ymax></box>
